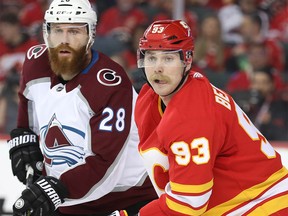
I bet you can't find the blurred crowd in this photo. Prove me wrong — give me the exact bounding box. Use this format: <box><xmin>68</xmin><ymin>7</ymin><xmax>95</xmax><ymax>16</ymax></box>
<box><xmin>0</xmin><ymin>0</ymin><xmax>287</xmax><ymax>140</ymax></box>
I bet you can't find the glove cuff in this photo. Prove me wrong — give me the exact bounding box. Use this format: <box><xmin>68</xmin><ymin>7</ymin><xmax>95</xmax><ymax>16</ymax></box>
<box><xmin>8</xmin><ymin>128</ymin><xmax>39</xmax><ymax>155</ymax></box>
<box><xmin>34</xmin><ymin>176</ymin><xmax>68</xmax><ymax>210</ymax></box>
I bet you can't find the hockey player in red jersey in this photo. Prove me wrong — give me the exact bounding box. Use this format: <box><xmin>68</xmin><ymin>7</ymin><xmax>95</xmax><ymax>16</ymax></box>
<box><xmin>134</xmin><ymin>20</ymin><xmax>288</xmax><ymax>215</ymax></box>
<box><xmin>7</xmin><ymin>0</ymin><xmax>157</xmax><ymax>215</ymax></box>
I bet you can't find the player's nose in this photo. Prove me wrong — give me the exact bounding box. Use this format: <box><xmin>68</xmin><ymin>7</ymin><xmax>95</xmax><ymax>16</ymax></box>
<box><xmin>60</xmin><ymin>31</ymin><xmax>70</xmax><ymax>44</ymax></box>
<box><xmin>154</xmin><ymin>61</ymin><xmax>164</xmax><ymax>73</ymax></box>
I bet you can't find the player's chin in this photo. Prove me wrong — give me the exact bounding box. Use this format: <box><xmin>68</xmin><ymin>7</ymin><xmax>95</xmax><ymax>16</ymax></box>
<box><xmin>152</xmin><ymin>86</ymin><xmax>170</xmax><ymax>96</ymax></box>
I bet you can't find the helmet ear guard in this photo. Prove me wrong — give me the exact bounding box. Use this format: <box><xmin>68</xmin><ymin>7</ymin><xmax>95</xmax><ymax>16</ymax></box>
<box><xmin>185</xmin><ymin>50</ymin><xmax>193</xmax><ymax>65</ymax></box>
<box><xmin>43</xmin><ymin>0</ymin><xmax>97</xmax><ymax>50</ymax></box>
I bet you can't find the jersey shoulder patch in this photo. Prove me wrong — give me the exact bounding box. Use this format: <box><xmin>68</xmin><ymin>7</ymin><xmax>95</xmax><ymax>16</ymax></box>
<box><xmin>27</xmin><ymin>44</ymin><xmax>48</xmax><ymax>60</ymax></box>
<box><xmin>96</xmin><ymin>68</ymin><xmax>122</xmax><ymax>87</ymax></box>
<box><xmin>192</xmin><ymin>72</ymin><xmax>204</xmax><ymax>78</ymax></box>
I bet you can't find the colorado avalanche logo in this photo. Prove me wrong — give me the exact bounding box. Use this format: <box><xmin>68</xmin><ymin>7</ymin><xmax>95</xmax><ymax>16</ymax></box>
<box><xmin>27</xmin><ymin>44</ymin><xmax>47</xmax><ymax>59</ymax></box>
<box><xmin>41</xmin><ymin>114</ymin><xmax>85</xmax><ymax>167</ymax></box>
<box><xmin>97</xmin><ymin>68</ymin><xmax>122</xmax><ymax>86</ymax></box>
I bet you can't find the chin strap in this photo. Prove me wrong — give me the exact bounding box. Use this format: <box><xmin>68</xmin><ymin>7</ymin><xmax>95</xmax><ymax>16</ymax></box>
<box><xmin>162</xmin><ymin>66</ymin><xmax>189</xmax><ymax>97</ymax></box>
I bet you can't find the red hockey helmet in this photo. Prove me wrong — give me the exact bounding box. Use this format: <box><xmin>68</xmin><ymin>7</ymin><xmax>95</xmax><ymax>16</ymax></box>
<box><xmin>138</xmin><ymin>20</ymin><xmax>194</xmax><ymax>67</ymax></box>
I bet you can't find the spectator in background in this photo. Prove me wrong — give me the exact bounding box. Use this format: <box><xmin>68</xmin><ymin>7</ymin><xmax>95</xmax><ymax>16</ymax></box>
<box><xmin>117</xmin><ymin>24</ymin><xmax>147</xmax><ymax>72</ymax></box>
<box><xmin>97</xmin><ymin>0</ymin><xmax>146</xmax><ymax>36</ymax></box>
<box><xmin>138</xmin><ymin>0</ymin><xmax>163</xmax><ymax>24</ymax></box>
<box><xmin>94</xmin><ymin>0</ymin><xmax>147</xmax><ymax>55</ymax></box>
<box><xmin>110</xmin><ymin>24</ymin><xmax>148</xmax><ymax>92</ymax></box>
<box><xmin>238</xmin><ymin>0</ymin><xmax>269</xmax><ymax>36</ymax></box>
<box><xmin>234</xmin><ymin>68</ymin><xmax>288</xmax><ymax>141</ymax></box>
<box><xmin>96</xmin><ymin>0</ymin><xmax>146</xmax><ymax>36</ymax></box>
<box><xmin>0</xmin><ymin>71</ymin><xmax>19</xmax><ymax>134</ymax></box>
<box><xmin>193</xmin><ymin>14</ymin><xmax>230</xmax><ymax>74</ymax></box>
<box><xmin>94</xmin><ymin>0</ymin><xmax>116</xmax><ymax>18</ymax></box>
<box><xmin>152</xmin><ymin>0</ymin><xmax>198</xmax><ymax>37</ymax></box>
<box><xmin>19</xmin><ymin>0</ymin><xmax>50</xmax><ymax>38</ymax></box>
<box><xmin>267</xmin><ymin>0</ymin><xmax>288</xmax><ymax>72</ymax></box>
<box><xmin>226</xmin><ymin>42</ymin><xmax>285</xmax><ymax>94</ymax></box>
<box><xmin>206</xmin><ymin>0</ymin><xmax>224</xmax><ymax>10</ymax></box>
<box><xmin>124</xmin><ymin>24</ymin><xmax>148</xmax><ymax>92</ymax></box>
<box><xmin>186</xmin><ymin>0</ymin><xmax>215</xmax><ymax>22</ymax></box>
<box><xmin>263</xmin><ymin>0</ymin><xmax>288</xmax><ymax>42</ymax></box>
<box><xmin>0</xmin><ymin>11</ymin><xmax>39</xmax><ymax>89</ymax></box>
<box><xmin>232</xmin><ymin>13</ymin><xmax>285</xmax><ymax>72</ymax></box>
<box><xmin>0</xmin><ymin>0</ymin><xmax>22</xmax><ymax>14</ymax></box>
<box><xmin>218</xmin><ymin>0</ymin><xmax>243</xmax><ymax>45</ymax></box>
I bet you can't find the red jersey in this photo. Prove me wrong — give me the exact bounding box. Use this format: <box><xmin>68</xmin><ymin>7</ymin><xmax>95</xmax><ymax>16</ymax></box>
<box><xmin>135</xmin><ymin>71</ymin><xmax>288</xmax><ymax>215</ymax></box>
<box><xmin>19</xmin><ymin>1</ymin><xmax>44</xmax><ymax>27</ymax></box>
<box><xmin>0</xmin><ymin>37</ymin><xmax>38</xmax><ymax>81</ymax></box>
<box><xmin>153</xmin><ymin>11</ymin><xmax>198</xmax><ymax>39</ymax></box>
<box><xmin>269</xmin><ymin>6</ymin><xmax>288</xmax><ymax>42</ymax></box>
<box><xmin>96</xmin><ymin>6</ymin><xmax>146</xmax><ymax>36</ymax></box>
<box><xmin>226</xmin><ymin>70</ymin><xmax>286</xmax><ymax>94</ymax></box>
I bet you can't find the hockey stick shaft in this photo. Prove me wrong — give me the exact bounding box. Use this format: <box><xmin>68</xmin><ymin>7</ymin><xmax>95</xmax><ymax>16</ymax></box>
<box><xmin>24</xmin><ymin>165</ymin><xmax>34</xmax><ymax>216</ymax></box>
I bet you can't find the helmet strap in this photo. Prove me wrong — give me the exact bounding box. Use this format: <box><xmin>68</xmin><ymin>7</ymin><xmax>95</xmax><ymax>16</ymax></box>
<box><xmin>141</xmin><ymin>68</ymin><xmax>151</xmax><ymax>87</ymax></box>
<box><xmin>161</xmin><ymin>66</ymin><xmax>189</xmax><ymax>97</ymax></box>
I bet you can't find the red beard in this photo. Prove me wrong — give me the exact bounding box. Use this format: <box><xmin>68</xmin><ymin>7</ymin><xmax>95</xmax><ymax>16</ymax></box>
<box><xmin>48</xmin><ymin>44</ymin><xmax>88</xmax><ymax>80</ymax></box>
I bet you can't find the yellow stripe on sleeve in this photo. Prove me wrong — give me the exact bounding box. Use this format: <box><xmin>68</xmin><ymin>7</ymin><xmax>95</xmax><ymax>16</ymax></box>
<box><xmin>170</xmin><ymin>179</ymin><xmax>213</xmax><ymax>194</ymax></box>
<box><xmin>166</xmin><ymin>197</ymin><xmax>208</xmax><ymax>215</ymax></box>
<box><xmin>203</xmin><ymin>167</ymin><xmax>288</xmax><ymax>215</ymax></box>
<box><xmin>247</xmin><ymin>194</ymin><xmax>288</xmax><ymax>216</ymax></box>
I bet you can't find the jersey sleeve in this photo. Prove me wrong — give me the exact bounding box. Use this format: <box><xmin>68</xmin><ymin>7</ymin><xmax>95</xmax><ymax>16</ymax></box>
<box><xmin>17</xmin><ymin>44</ymin><xmax>49</xmax><ymax>131</ymax></box>
<box><xmin>162</xmin><ymin>83</ymin><xmax>216</xmax><ymax>215</ymax></box>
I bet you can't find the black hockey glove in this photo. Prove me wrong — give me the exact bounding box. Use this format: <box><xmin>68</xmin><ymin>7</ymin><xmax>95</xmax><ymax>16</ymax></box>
<box><xmin>8</xmin><ymin>128</ymin><xmax>44</xmax><ymax>184</ymax></box>
<box><xmin>13</xmin><ymin>176</ymin><xmax>68</xmax><ymax>216</ymax></box>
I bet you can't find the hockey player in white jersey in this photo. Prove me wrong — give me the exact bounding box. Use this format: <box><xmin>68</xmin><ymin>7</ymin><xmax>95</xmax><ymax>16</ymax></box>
<box><xmin>7</xmin><ymin>0</ymin><xmax>157</xmax><ymax>215</ymax></box>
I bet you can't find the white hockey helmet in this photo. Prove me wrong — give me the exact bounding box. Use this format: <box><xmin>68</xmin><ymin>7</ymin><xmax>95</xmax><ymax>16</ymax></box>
<box><xmin>43</xmin><ymin>0</ymin><xmax>97</xmax><ymax>49</ymax></box>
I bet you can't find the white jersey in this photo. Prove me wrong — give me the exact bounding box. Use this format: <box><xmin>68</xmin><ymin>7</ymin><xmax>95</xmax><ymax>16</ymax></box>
<box><xmin>17</xmin><ymin>44</ymin><xmax>157</xmax><ymax>214</ymax></box>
